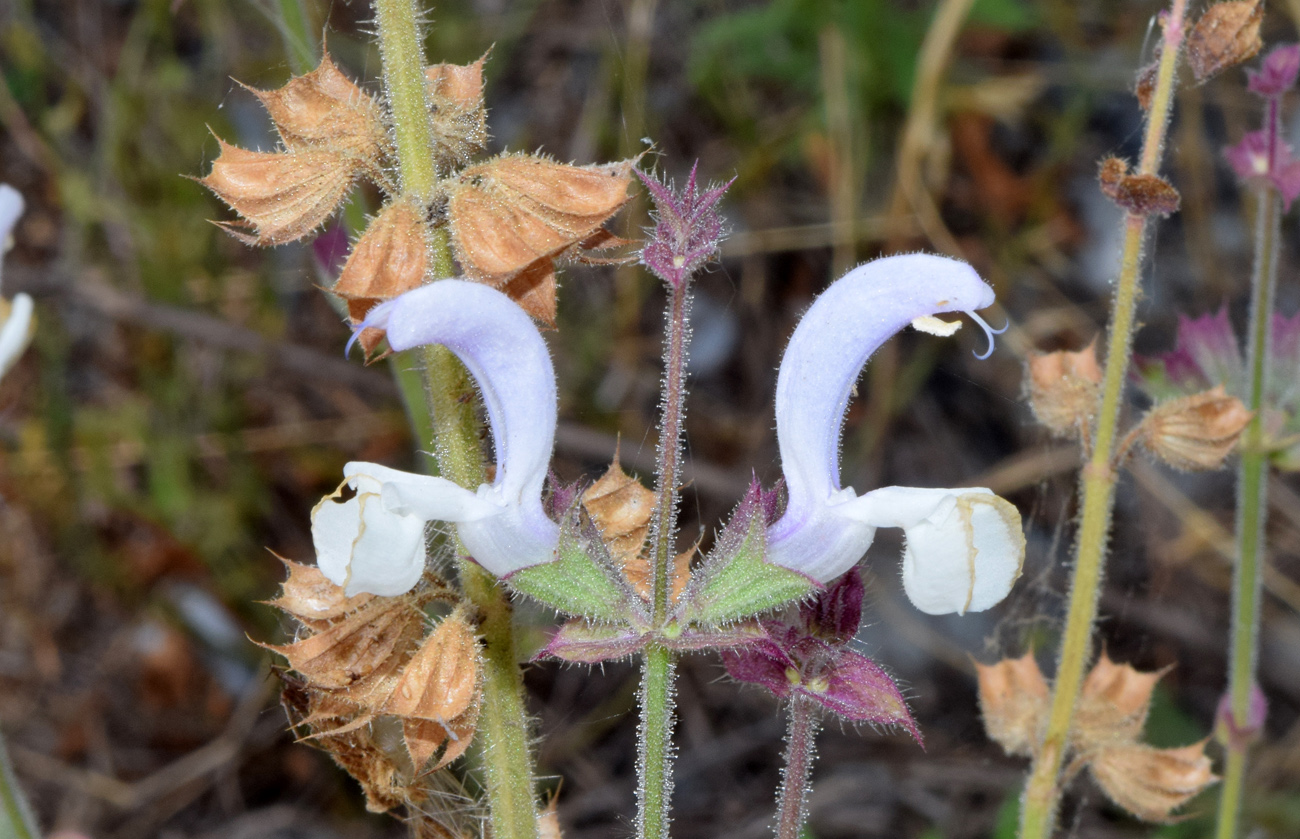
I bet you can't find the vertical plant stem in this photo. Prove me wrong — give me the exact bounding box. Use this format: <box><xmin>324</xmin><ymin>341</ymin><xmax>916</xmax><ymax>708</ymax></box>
<box><xmin>638</xmin><ymin>644</ymin><xmax>676</xmax><ymax>839</ymax></box>
<box><xmin>775</xmin><ymin>697</ymin><xmax>819</xmax><ymax>839</ymax></box>
<box><xmin>1214</xmin><ymin>181</ymin><xmax>1280</xmax><ymax>839</ymax></box>
<box><xmin>372</xmin><ymin>4</ymin><xmax>538</xmax><ymax>839</ymax></box>
<box><xmin>374</xmin><ymin>0</ymin><xmax>436</xmax><ymax>202</ymax></box>
<box><xmin>1</xmin><ymin>730</ymin><xmax>38</xmax><ymax>839</ymax></box>
<box><xmin>1018</xmin><ymin>3</ymin><xmax>1188</xmax><ymax>837</ymax></box>
<box><xmin>638</xmin><ymin>276</ymin><xmax>692</xmax><ymax>839</ymax></box>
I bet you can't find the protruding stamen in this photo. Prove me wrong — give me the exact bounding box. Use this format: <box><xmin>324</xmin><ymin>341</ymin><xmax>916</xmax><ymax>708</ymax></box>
<box><xmin>967</xmin><ymin>310</ymin><xmax>1009</xmax><ymax>360</ymax></box>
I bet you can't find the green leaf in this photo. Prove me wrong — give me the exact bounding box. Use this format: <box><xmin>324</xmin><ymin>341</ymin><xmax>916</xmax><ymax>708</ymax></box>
<box><xmin>506</xmin><ymin>514</ymin><xmax>646</xmax><ymax>622</ymax></box>
<box><xmin>677</xmin><ymin>484</ymin><xmax>815</xmax><ymax>625</ymax></box>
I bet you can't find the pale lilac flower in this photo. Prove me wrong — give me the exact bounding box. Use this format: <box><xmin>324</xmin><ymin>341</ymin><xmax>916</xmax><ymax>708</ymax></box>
<box><xmin>0</xmin><ymin>184</ymin><xmax>35</xmax><ymax>380</ymax></box>
<box><xmin>314</xmin><ymin>280</ymin><xmax>559</xmax><ymax>595</ymax></box>
<box><xmin>766</xmin><ymin>254</ymin><xmax>1025</xmax><ymax>614</ymax></box>
<box><xmin>1247</xmin><ymin>43</ymin><xmax>1300</xmax><ymax>98</ymax></box>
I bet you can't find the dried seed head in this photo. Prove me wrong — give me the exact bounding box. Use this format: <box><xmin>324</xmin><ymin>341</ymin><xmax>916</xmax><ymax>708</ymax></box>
<box><xmin>246</xmin><ymin>52</ymin><xmax>386</xmax><ymax>162</ymax></box>
<box><xmin>1187</xmin><ymin>0</ymin><xmax>1264</xmax><ymax>82</ymax></box>
<box><xmin>447</xmin><ymin>153</ymin><xmax>635</xmax><ymax>324</ymax></box>
<box><xmin>426</xmin><ymin>54</ymin><xmax>489</xmax><ymax>167</ymax></box>
<box><xmin>1025</xmin><ymin>341</ymin><xmax>1102</xmax><ymax>437</ymax></box>
<box><xmin>1097</xmin><ymin>157</ymin><xmax>1180</xmax><ymax>217</ymax></box>
<box><xmin>1074</xmin><ymin>652</ymin><xmax>1168</xmax><ymax>748</ymax></box>
<box><xmin>1087</xmin><ymin>741</ymin><xmax>1218</xmax><ymax>822</ymax></box>
<box><xmin>1140</xmin><ymin>385</ymin><xmax>1253</xmax><ymax>470</ymax></box>
<box><xmin>974</xmin><ymin>653</ymin><xmax>1050</xmax><ymax>758</ymax></box>
<box><xmin>538</xmin><ymin>797</ymin><xmax>563</xmax><ymax>839</ymax></box>
<box><xmin>200</xmin><ymin>140</ymin><xmax>356</xmax><ymax>245</ymax></box>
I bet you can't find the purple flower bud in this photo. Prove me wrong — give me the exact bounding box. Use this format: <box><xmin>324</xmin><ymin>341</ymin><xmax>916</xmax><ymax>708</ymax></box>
<box><xmin>721</xmin><ymin>584</ymin><xmax>920</xmax><ymax>741</ymax></box>
<box><xmin>800</xmin><ymin>568</ymin><xmax>864</xmax><ymax>645</ymax></box>
<box><xmin>1247</xmin><ymin>43</ymin><xmax>1300</xmax><ymax>98</ymax></box>
<box><xmin>638</xmin><ymin>163</ymin><xmax>733</xmax><ymax>289</ymax></box>
<box><xmin>1224</xmin><ymin>130</ymin><xmax>1271</xmax><ymax>182</ymax></box>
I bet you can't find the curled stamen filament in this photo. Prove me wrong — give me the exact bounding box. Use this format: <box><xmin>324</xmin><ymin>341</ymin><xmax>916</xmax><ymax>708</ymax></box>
<box><xmin>966</xmin><ymin>310</ymin><xmax>1008</xmax><ymax>360</ymax></box>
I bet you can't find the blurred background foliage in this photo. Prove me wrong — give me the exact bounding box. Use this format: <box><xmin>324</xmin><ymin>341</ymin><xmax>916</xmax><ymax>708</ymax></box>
<box><xmin>2</xmin><ymin>0</ymin><xmax>1300</xmax><ymax>837</ymax></box>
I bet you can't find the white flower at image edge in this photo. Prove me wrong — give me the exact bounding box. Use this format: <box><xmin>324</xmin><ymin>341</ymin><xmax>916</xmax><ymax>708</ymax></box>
<box><xmin>311</xmin><ymin>280</ymin><xmax>559</xmax><ymax>596</ymax></box>
<box><xmin>766</xmin><ymin>254</ymin><xmax>1026</xmax><ymax>615</ymax></box>
<box><xmin>0</xmin><ymin>183</ymin><xmax>35</xmax><ymax>380</ymax></box>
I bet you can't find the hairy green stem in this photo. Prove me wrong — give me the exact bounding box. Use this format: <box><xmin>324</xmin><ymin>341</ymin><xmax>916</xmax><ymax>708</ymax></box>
<box><xmin>1214</xmin><ymin>181</ymin><xmax>1280</xmax><ymax>839</ymax></box>
<box><xmin>775</xmin><ymin>697</ymin><xmax>819</xmax><ymax>839</ymax></box>
<box><xmin>0</xmin><ymin>730</ymin><xmax>38</xmax><ymax>839</ymax></box>
<box><xmin>638</xmin><ymin>644</ymin><xmax>676</xmax><ymax>839</ymax></box>
<box><xmin>372</xmin><ymin>3</ymin><xmax>539</xmax><ymax>838</ymax></box>
<box><xmin>374</xmin><ymin>0</ymin><xmax>437</xmax><ymax>202</ymax></box>
<box><xmin>637</xmin><ymin>272</ymin><xmax>693</xmax><ymax>839</ymax></box>
<box><xmin>1018</xmin><ymin>2</ymin><xmax>1188</xmax><ymax>836</ymax></box>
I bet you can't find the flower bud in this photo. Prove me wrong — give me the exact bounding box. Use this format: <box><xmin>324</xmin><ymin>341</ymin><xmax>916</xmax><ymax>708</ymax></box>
<box><xmin>1139</xmin><ymin>385</ymin><xmax>1252</xmax><ymax>471</ymax></box>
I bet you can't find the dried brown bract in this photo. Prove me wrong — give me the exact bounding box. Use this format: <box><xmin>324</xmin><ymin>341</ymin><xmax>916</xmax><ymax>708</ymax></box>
<box><xmin>581</xmin><ymin>454</ymin><xmax>691</xmax><ymax>602</ymax></box>
<box><xmin>1098</xmin><ymin>157</ymin><xmax>1180</xmax><ymax>217</ymax></box>
<box><xmin>263</xmin><ymin>564</ymin><xmax>482</xmax><ymax>813</ymax></box>
<box><xmin>975</xmin><ymin>653</ymin><xmax>1049</xmax><ymax>758</ymax></box>
<box><xmin>333</xmin><ymin>198</ymin><xmax>433</xmax><ymax>357</ymax></box>
<box><xmin>201</xmin><ymin>141</ymin><xmax>356</xmax><ymax>245</ymax></box>
<box><xmin>448</xmin><ymin>153</ymin><xmax>636</xmax><ymax>325</ymax></box>
<box><xmin>1074</xmin><ymin>651</ymin><xmax>1167</xmax><ymax>747</ymax></box>
<box><xmin>201</xmin><ymin>52</ymin><xmax>388</xmax><ymax>246</ymax></box>
<box><xmin>1087</xmin><ymin>741</ymin><xmax>1217</xmax><ymax>823</ymax></box>
<box><xmin>1187</xmin><ymin>0</ymin><xmax>1264</xmax><ymax>82</ymax></box>
<box><xmin>1135</xmin><ymin>51</ymin><xmax>1161</xmax><ymax>110</ymax></box>
<box><xmin>1026</xmin><ymin>341</ymin><xmax>1103</xmax><ymax>438</ymax></box>
<box><xmin>978</xmin><ymin>652</ymin><xmax>1215</xmax><ymax>822</ymax></box>
<box><xmin>1139</xmin><ymin>385</ymin><xmax>1253</xmax><ymax>470</ymax></box>
<box><xmin>426</xmin><ymin>54</ymin><xmax>490</xmax><ymax>167</ymax></box>
<box><xmin>247</xmin><ymin>52</ymin><xmax>387</xmax><ymax>161</ymax></box>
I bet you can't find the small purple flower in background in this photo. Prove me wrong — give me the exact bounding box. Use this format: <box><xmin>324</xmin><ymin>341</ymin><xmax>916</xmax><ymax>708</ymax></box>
<box><xmin>1246</xmin><ymin>42</ymin><xmax>1300</xmax><ymax>97</ymax></box>
<box><xmin>638</xmin><ymin>164</ymin><xmax>732</xmax><ymax>289</ymax></box>
<box><xmin>1135</xmin><ymin>306</ymin><xmax>1300</xmax><ymax>470</ymax></box>
<box><xmin>723</xmin><ymin>569</ymin><xmax>921</xmax><ymax>741</ymax></box>
<box><xmin>1225</xmin><ymin>43</ymin><xmax>1300</xmax><ymax>208</ymax></box>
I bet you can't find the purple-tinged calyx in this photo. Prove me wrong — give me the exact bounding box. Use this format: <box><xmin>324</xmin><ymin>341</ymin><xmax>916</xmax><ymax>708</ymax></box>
<box><xmin>1224</xmin><ymin>131</ymin><xmax>1300</xmax><ymax>208</ymax></box>
<box><xmin>638</xmin><ymin>163</ymin><xmax>732</xmax><ymax>289</ymax></box>
<box><xmin>1215</xmin><ymin>684</ymin><xmax>1268</xmax><ymax>750</ymax></box>
<box><xmin>765</xmin><ymin>255</ymin><xmax>1025</xmax><ymax>614</ymax></box>
<box><xmin>722</xmin><ymin>569</ymin><xmax>922</xmax><ymax>741</ymax></box>
<box><xmin>1247</xmin><ymin>43</ymin><xmax>1300</xmax><ymax>98</ymax></box>
<box><xmin>314</xmin><ymin>280</ymin><xmax>560</xmax><ymax>595</ymax></box>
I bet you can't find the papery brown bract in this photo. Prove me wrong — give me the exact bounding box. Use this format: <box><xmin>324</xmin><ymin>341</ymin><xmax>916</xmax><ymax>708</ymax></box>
<box><xmin>1187</xmin><ymin>0</ymin><xmax>1264</xmax><ymax>82</ymax></box>
<box><xmin>975</xmin><ymin>653</ymin><xmax>1049</xmax><ymax>758</ymax></box>
<box><xmin>1074</xmin><ymin>652</ymin><xmax>1167</xmax><ymax>747</ymax></box>
<box><xmin>333</xmin><ymin>199</ymin><xmax>432</xmax><ymax>357</ymax></box>
<box><xmin>201</xmin><ymin>141</ymin><xmax>356</xmax><ymax>245</ymax></box>
<box><xmin>1087</xmin><ymin>741</ymin><xmax>1217</xmax><ymax>823</ymax></box>
<box><xmin>1139</xmin><ymin>385</ymin><xmax>1253</xmax><ymax>471</ymax></box>
<box><xmin>247</xmin><ymin>52</ymin><xmax>387</xmax><ymax>161</ymax></box>
<box><xmin>1098</xmin><ymin>157</ymin><xmax>1181</xmax><ymax>217</ymax></box>
<box><xmin>426</xmin><ymin>54</ymin><xmax>489</xmax><ymax>167</ymax></box>
<box><xmin>447</xmin><ymin>153</ymin><xmax>636</xmax><ymax>324</ymax></box>
<box><xmin>265</xmin><ymin>554</ymin><xmax>375</xmax><ymax>628</ymax></box>
<box><xmin>1026</xmin><ymin>342</ymin><xmax>1102</xmax><ymax>438</ymax></box>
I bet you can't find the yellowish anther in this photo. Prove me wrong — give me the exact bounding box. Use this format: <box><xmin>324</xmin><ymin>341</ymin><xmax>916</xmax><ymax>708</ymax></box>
<box><xmin>911</xmin><ymin>315</ymin><xmax>962</xmax><ymax>337</ymax></box>
<box><xmin>807</xmin><ymin>677</ymin><xmax>829</xmax><ymax>694</ymax></box>
<box><xmin>672</xmin><ymin>255</ymin><xmax>686</xmax><ymax>268</ymax></box>
<box><xmin>784</xmin><ymin>667</ymin><xmax>802</xmax><ymax>686</ymax></box>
